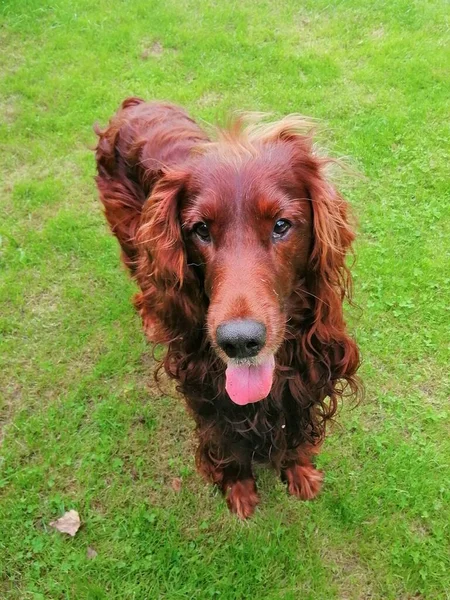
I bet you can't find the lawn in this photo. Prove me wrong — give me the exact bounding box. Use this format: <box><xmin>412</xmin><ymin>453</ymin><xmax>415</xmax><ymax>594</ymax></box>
<box><xmin>1</xmin><ymin>0</ymin><xmax>449</xmax><ymax>598</ymax></box>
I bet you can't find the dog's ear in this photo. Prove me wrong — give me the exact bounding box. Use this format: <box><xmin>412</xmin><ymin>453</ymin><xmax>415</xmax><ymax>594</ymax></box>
<box><xmin>135</xmin><ymin>170</ymin><xmax>206</xmax><ymax>339</ymax></box>
<box><xmin>306</xmin><ymin>171</ymin><xmax>355</xmax><ymax>326</ymax></box>
<box><xmin>269</xmin><ymin>125</ymin><xmax>361</xmax><ymax>408</ymax></box>
<box><xmin>137</xmin><ymin>170</ymin><xmax>190</xmax><ymax>289</ymax></box>
<box><xmin>300</xmin><ymin>158</ymin><xmax>360</xmax><ymax>405</ymax></box>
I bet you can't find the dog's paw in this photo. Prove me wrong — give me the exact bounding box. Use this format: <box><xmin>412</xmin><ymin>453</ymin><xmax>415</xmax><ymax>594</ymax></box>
<box><xmin>283</xmin><ymin>465</ymin><xmax>323</xmax><ymax>500</ymax></box>
<box><xmin>225</xmin><ymin>479</ymin><xmax>259</xmax><ymax>519</ymax></box>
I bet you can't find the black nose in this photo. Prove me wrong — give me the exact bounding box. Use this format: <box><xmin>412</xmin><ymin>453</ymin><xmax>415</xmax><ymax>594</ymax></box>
<box><xmin>216</xmin><ymin>319</ymin><xmax>266</xmax><ymax>359</ymax></box>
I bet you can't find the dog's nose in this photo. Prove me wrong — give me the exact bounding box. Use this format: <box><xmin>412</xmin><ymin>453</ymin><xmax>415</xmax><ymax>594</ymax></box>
<box><xmin>216</xmin><ymin>319</ymin><xmax>266</xmax><ymax>359</ymax></box>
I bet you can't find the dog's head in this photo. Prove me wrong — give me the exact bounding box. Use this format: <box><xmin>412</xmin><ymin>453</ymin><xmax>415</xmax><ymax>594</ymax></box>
<box><xmin>138</xmin><ymin>116</ymin><xmax>357</xmax><ymax>405</ymax></box>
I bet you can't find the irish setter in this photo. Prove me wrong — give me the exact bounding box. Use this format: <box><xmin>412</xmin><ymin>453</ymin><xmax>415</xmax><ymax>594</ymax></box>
<box><xmin>94</xmin><ymin>97</ymin><xmax>360</xmax><ymax>519</ymax></box>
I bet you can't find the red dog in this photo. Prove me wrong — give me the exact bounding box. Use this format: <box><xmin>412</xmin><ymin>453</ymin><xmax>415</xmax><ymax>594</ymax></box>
<box><xmin>95</xmin><ymin>98</ymin><xmax>360</xmax><ymax>518</ymax></box>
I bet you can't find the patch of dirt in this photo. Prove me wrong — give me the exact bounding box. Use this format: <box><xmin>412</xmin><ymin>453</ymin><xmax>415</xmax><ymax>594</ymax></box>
<box><xmin>0</xmin><ymin>384</ymin><xmax>20</xmax><ymax>446</ymax></box>
<box><xmin>197</xmin><ymin>92</ymin><xmax>223</xmax><ymax>108</ymax></box>
<box><xmin>371</xmin><ymin>27</ymin><xmax>385</xmax><ymax>39</ymax></box>
<box><xmin>321</xmin><ymin>543</ymin><xmax>376</xmax><ymax>599</ymax></box>
<box><xmin>417</xmin><ymin>380</ymin><xmax>448</xmax><ymax>407</ymax></box>
<box><xmin>141</xmin><ymin>41</ymin><xmax>164</xmax><ymax>59</ymax></box>
<box><xmin>409</xmin><ymin>519</ymin><xmax>431</xmax><ymax>539</ymax></box>
<box><xmin>139</xmin><ymin>350</ymin><xmax>178</xmax><ymax>399</ymax></box>
<box><xmin>0</xmin><ymin>95</ymin><xmax>21</xmax><ymax>125</ymax></box>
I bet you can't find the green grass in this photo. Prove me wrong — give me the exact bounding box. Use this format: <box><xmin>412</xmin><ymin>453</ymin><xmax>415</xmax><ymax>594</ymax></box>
<box><xmin>1</xmin><ymin>0</ymin><xmax>449</xmax><ymax>598</ymax></box>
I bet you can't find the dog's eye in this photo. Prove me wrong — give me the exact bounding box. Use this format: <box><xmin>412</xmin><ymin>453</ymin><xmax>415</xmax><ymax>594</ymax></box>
<box><xmin>193</xmin><ymin>222</ymin><xmax>211</xmax><ymax>242</ymax></box>
<box><xmin>272</xmin><ymin>219</ymin><xmax>291</xmax><ymax>240</ymax></box>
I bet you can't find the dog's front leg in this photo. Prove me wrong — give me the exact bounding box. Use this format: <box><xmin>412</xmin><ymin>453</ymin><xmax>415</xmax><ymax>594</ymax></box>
<box><xmin>196</xmin><ymin>438</ymin><xmax>259</xmax><ymax>519</ymax></box>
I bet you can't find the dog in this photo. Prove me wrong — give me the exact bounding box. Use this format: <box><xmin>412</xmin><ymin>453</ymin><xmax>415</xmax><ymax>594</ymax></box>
<box><xmin>94</xmin><ymin>97</ymin><xmax>360</xmax><ymax>518</ymax></box>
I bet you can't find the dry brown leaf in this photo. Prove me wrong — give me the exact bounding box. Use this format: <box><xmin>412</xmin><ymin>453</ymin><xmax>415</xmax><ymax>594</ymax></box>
<box><xmin>171</xmin><ymin>477</ymin><xmax>182</xmax><ymax>492</ymax></box>
<box><xmin>87</xmin><ymin>546</ymin><xmax>98</xmax><ymax>559</ymax></box>
<box><xmin>49</xmin><ymin>510</ymin><xmax>81</xmax><ymax>537</ymax></box>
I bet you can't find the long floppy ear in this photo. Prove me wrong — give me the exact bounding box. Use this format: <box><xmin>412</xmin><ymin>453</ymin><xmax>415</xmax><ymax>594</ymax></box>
<box><xmin>135</xmin><ymin>170</ymin><xmax>207</xmax><ymax>341</ymax></box>
<box><xmin>137</xmin><ymin>170</ymin><xmax>190</xmax><ymax>289</ymax></box>
<box><xmin>245</xmin><ymin>116</ymin><xmax>360</xmax><ymax>408</ymax></box>
<box><xmin>302</xmin><ymin>161</ymin><xmax>361</xmax><ymax>405</ymax></box>
<box><xmin>307</xmin><ymin>172</ymin><xmax>355</xmax><ymax>331</ymax></box>
<box><xmin>267</xmin><ymin>122</ymin><xmax>360</xmax><ymax>407</ymax></box>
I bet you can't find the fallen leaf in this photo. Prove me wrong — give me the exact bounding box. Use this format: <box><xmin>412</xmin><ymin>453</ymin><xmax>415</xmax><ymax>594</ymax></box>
<box><xmin>171</xmin><ymin>477</ymin><xmax>182</xmax><ymax>492</ymax></box>
<box><xmin>87</xmin><ymin>546</ymin><xmax>98</xmax><ymax>559</ymax></box>
<box><xmin>49</xmin><ymin>510</ymin><xmax>81</xmax><ymax>537</ymax></box>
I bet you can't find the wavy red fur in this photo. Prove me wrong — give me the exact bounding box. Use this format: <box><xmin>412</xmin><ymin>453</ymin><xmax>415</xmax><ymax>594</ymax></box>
<box><xmin>94</xmin><ymin>98</ymin><xmax>361</xmax><ymax>519</ymax></box>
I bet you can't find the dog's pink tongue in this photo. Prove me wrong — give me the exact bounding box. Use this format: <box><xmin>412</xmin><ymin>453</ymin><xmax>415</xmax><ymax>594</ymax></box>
<box><xmin>225</xmin><ymin>356</ymin><xmax>275</xmax><ymax>405</ymax></box>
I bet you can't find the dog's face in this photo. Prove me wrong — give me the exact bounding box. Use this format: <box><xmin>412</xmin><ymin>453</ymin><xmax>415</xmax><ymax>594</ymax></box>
<box><xmin>180</xmin><ymin>145</ymin><xmax>313</xmax><ymax>404</ymax></box>
<box><xmin>141</xmin><ymin>121</ymin><xmax>355</xmax><ymax>406</ymax></box>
